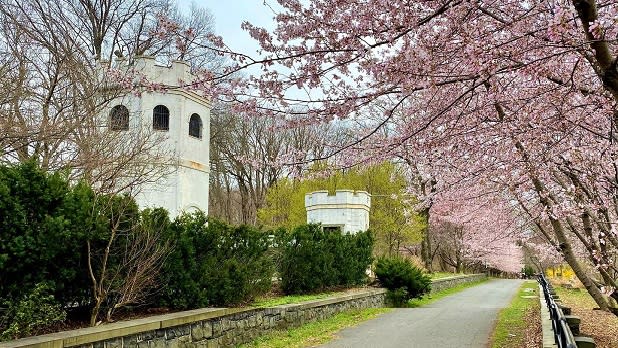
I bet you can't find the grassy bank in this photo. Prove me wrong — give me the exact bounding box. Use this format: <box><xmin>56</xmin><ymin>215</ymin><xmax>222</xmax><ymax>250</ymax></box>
<box><xmin>430</xmin><ymin>272</ymin><xmax>458</xmax><ymax>279</ymax></box>
<box><xmin>237</xmin><ymin>308</ymin><xmax>392</xmax><ymax>348</ymax></box>
<box><xmin>490</xmin><ymin>280</ymin><xmax>540</xmax><ymax>348</ymax></box>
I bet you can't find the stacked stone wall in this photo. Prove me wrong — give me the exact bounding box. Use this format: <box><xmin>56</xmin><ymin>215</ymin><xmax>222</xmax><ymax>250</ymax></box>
<box><xmin>2</xmin><ymin>290</ymin><xmax>386</xmax><ymax>348</ymax></box>
<box><xmin>2</xmin><ymin>275</ymin><xmax>487</xmax><ymax>348</ymax></box>
<box><xmin>430</xmin><ymin>274</ymin><xmax>487</xmax><ymax>294</ymax></box>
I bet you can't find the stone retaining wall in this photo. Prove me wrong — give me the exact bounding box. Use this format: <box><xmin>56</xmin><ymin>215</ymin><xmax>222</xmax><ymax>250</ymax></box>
<box><xmin>430</xmin><ymin>274</ymin><xmax>487</xmax><ymax>294</ymax></box>
<box><xmin>2</xmin><ymin>274</ymin><xmax>486</xmax><ymax>348</ymax></box>
<box><xmin>1</xmin><ymin>289</ymin><xmax>387</xmax><ymax>348</ymax></box>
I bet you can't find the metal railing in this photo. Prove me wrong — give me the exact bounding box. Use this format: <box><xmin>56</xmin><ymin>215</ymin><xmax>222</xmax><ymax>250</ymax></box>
<box><xmin>538</xmin><ymin>274</ymin><xmax>578</xmax><ymax>348</ymax></box>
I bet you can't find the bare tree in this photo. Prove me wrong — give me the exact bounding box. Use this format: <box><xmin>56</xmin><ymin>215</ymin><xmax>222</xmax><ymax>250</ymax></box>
<box><xmin>208</xmin><ymin>106</ymin><xmax>344</xmax><ymax>225</ymax></box>
<box><xmin>87</xmin><ymin>197</ymin><xmax>170</xmax><ymax>326</ymax></box>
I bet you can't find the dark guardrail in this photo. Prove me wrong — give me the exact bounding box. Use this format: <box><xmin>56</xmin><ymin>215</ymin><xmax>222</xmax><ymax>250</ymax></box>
<box><xmin>538</xmin><ymin>274</ymin><xmax>578</xmax><ymax>348</ymax></box>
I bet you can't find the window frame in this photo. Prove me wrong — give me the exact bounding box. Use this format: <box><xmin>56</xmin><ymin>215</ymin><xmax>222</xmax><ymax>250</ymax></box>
<box><xmin>109</xmin><ymin>105</ymin><xmax>129</xmax><ymax>131</ymax></box>
<box><xmin>188</xmin><ymin>113</ymin><xmax>203</xmax><ymax>139</ymax></box>
<box><xmin>153</xmin><ymin>105</ymin><xmax>170</xmax><ymax>131</ymax></box>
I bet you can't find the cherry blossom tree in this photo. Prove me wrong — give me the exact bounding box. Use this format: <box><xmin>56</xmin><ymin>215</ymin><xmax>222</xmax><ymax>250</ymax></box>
<box><xmin>429</xmin><ymin>186</ymin><xmax>525</xmax><ymax>274</ymax></box>
<box><xmin>127</xmin><ymin>0</ymin><xmax>618</xmax><ymax>311</ymax></box>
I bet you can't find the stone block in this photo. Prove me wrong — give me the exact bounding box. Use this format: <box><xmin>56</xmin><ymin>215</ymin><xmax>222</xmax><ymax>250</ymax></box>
<box><xmin>149</xmin><ymin>338</ymin><xmax>167</xmax><ymax>348</ymax></box>
<box><xmin>123</xmin><ymin>335</ymin><xmax>139</xmax><ymax>348</ymax></box>
<box><xmin>191</xmin><ymin>323</ymin><xmax>206</xmax><ymax>342</ymax></box>
<box><xmin>154</xmin><ymin>329</ymin><xmax>166</xmax><ymax>338</ymax></box>
<box><xmin>247</xmin><ymin>315</ymin><xmax>257</xmax><ymax>328</ymax></box>
<box><xmin>206</xmin><ymin>338</ymin><xmax>219</xmax><ymax>348</ymax></box>
<box><xmin>565</xmin><ymin>315</ymin><xmax>581</xmax><ymax>335</ymax></box>
<box><xmin>104</xmin><ymin>338</ymin><xmax>122</xmax><ymax>348</ymax></box>
<box><xmin>574</xmin><ymin>336</ymin><xmax>595</xmax><ymax>348</ymax></box>
<box><xmin>212</xmin><ymin>320</ymin><xmax>222</xmax><ymax>337</ymax></box>
<box><xmin>177</xmin><ymin>334</ymin><xmax>191</xmax><ymax>348</ymax></box>
<box><xmin>558</xmin><ymin>305</ymin><xmax>572</xmax><ymax>315</ymax></box>
<box><xmin>221</xmin><ymin>332</ymin><xmax>233</xmax><ymax>346</ymax></box>
<box><xmin>169</xmin><ymin>325</ymin><xmax>190</xmax><ymax>340</ymax></box>
<box><xmin>255</xmin><ymin>312</ymin><xmax>263</xmax><ymax>326</ymax></box>
<box><xmin>203</xmin><ymin>321</ymin><xmax>213</xmax><ymax>338</ymax></box>
<box><xmin>220</xmin><ymin>318</ymin><xmax>231</xmax><ymax>332</ymax></box>
<box><xmin>192</xmin><ymin>341</ymin><xmax>209</xmax><ymax>348</ymax></box>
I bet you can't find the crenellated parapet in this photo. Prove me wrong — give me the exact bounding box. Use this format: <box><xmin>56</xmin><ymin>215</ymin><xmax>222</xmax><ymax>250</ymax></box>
<box><xmin>130</xmin><ymin>56</ymin><xmax>193</xmax><ymax>87</ymax></box>
<box><xmin>305</xmin><ymin>190</ymin><xmax>371</xmax><ymax>210</ymax></box>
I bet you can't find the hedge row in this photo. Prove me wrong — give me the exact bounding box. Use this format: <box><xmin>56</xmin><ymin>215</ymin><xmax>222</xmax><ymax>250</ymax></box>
<box><xmin>157</xmin><ymin>214</ymin><xmax>274</xmax><ymax>309</ymax></box>
<box><xmin>0</xmin><ymin>162</ymin><xmax>374</xmax><ymax>339</ymax></box>
<box><xmin>275</xmin><ymin>224</ymin><xmax>373</xmax><ymax>294</ymax></box>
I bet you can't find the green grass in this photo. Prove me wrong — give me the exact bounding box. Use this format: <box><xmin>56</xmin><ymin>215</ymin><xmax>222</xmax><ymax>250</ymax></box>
<box><xmin>429</xmin><ymin>272</ymin><xmax>459</xmax><ymax>279</ymax></box>
<box><xmin>553</xmin><ymin>286</ymin><xmax>597</xmax><ymax>308</ymax></box>
<box><xmin>490</xmin><ymin>281</ymin><xmax>539</xmax><ymax>348</ymax></box>
<box><xmin>237</xmin><ymin>308</ymin><xmax>393</xmax><ymax>348</ymax></box>
<box><xmin>407</xmin><ymin>277</ymin><xmax>490</xmax><ymax>308</ymax></box>
<box><xmin>252</xmin><ymin>292</ymin><xmax>344</xmax><ymax>308</ymax></box>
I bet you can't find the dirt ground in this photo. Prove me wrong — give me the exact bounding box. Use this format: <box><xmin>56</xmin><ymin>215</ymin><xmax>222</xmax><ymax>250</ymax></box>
<box><xmin>552</xmin><ymin>280</ymin><xmax>618</xmax><ymax>348</ymax></box>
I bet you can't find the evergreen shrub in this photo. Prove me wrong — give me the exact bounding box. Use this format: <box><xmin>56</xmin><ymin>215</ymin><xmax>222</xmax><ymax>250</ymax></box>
<box><xmin>277</xmin><ymin>224</ymin><xmax>374</xmax><ymax>294</ymax></box>
<box><xmin>156</xmin><ymin>213</ymin><xmax>273</xmax><ymax>309</ymax></box>
<box><xmin>0</xmin><ymin>283</ymin><xmax>66</xmax><ymax>340</ymax></box>
<box><xmin>0</xmin><ymin>162</ymin><xmax>93</xmax><ymax>309</ymax></box>
<box><xmin>374</xmin><ymin>257</ymin><xmax>431</xmax><ymax>306</ymax></box>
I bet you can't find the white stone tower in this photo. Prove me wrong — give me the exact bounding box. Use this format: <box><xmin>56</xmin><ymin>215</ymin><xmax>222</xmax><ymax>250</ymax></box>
<box><xmin>105</xmin><ymin>56</ymin><xmax>210</xmax><ymax>217</ymax></box>
<box><xmin>305</xmin><ymin>190</ymin><xmax>371</xmax><ymax>234</ymax></box>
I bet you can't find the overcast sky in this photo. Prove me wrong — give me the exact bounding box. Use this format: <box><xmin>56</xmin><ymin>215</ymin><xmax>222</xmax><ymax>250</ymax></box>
<box><xmin>177</xmin><ymin>1</ymin><xmax>279</xmax><ymax>57</ymax></box>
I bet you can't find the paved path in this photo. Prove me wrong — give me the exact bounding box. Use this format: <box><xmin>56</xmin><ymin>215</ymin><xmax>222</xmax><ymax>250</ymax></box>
<box><xmin>318</xmin><ymin>279</ymin><xmax>524</xmax><ymax>348</ymax></box>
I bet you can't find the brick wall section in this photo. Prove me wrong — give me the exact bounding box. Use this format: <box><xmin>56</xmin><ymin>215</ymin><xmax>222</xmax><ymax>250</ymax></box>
<box><xmin>2</xmin><ymin>275</ymin><xmax>486</xmax><ymax>348</ymax></box>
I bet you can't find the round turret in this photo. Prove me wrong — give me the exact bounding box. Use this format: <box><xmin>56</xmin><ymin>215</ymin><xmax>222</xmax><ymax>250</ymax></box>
<box><xmin>305</xmin><ymin>190</ymin><xmax>371</xmax><ymax>233</ymax></box>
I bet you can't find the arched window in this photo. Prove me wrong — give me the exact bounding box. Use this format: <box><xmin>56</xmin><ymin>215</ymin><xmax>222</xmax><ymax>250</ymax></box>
<box><xmin>189</xmin><ymin>113</ymin><xmax>202</xmax><ymax>138</ymax></box>
<box><xmin>109</xmin><ymin>105</ymin><xmax>129</xmax><ymax>131</ymax></box>
<box><xmin>153</xmin><ymin>105</ymin><xmax>169</xmax><ymax>130</ymax></box>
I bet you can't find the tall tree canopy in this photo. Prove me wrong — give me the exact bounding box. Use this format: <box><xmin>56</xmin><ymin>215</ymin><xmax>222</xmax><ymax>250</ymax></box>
<box><xmin>180</xmin><ymin>0</ymin><xmax>618</xmax><ymax>311</ymax></box>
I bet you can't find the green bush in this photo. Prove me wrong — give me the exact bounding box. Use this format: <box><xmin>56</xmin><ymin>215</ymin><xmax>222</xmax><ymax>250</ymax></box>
<box><xmin>277</xmin><ymin>224</ymin><xmax>374</xmax><ymax>294</ymax></box>
<box><xmin>156</xmin><ymin>213</ymin><xmax>273</xmax><ymax>309</ymax></box>
<box><xmin>0</xmin><ymin>283</ymin><xmax>66</xmax><ymax>340</ymax></box>
<box><xmin>374</xmin><ymin>257</ymin><xmax>431</xmax><ymax>306</ymax></box>
<box><xmin>0</xmin><ymin>162</ymin><xmax>93</xmax><ymax>308</ymax></box>
<box><xmin>0</xmin><ymin>162</ymin><xmax>175</xmax><ymax>326</ymax></box>
<box><xmin>522</xmin><ymin>265</ymin><xmax>535</xmax><ymax>278</ymax></box>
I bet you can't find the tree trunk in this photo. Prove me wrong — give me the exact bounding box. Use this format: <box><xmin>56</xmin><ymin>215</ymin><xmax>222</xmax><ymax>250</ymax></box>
<box><xmin>419</xmin><ymin>208</ymin><xmax>433</xmax><ymax>272</ymax></box>
<box><xmin>90</xmin><ymin>299</ymin><xmax>101</xmax><ymax>326</ymax></box>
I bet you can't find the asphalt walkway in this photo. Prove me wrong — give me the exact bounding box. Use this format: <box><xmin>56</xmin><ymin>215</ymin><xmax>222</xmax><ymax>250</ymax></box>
<box><xmin>318</xmin><ymin>278</ymin><xmax>524</xmax><ymax>348</ymax></box>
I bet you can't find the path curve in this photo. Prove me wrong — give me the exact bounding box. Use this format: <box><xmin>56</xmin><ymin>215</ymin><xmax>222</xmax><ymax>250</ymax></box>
<box><xmin>318</xmin><ymin>279</ymin><xmax>524</xmax><ymax>348</ymax></box>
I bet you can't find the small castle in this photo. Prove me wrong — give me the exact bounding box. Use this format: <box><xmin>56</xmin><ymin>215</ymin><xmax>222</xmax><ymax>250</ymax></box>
<box><xmin>305</xmin><ymin>190</ymin><xmax>371</xmax><ymax>233</ymax></box>
<box><xmin>104</xmin><ymin>56</ymin><xmax>210</xmax><ymax>217</ymax></box>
